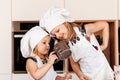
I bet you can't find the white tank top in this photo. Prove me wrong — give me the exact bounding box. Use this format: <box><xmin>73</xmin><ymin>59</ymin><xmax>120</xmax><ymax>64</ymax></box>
<box><xmin>68</xmin><ymin>27</ymin><xmax>114</xmax><ymax>80</ymax></box>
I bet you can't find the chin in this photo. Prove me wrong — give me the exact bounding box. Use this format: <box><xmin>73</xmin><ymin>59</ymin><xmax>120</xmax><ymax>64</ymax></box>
<box><xmin>43</xmin><ymin>52</ymin><xmax>48</xmax><ymax>55</ymax></box>
<box><xmin>61</xmin><ymin>37</ymin><xmax>66</xmax><ymax>40</ymax></box>
<box><xmin>45</xmin><ymin>52</ymin><xmax>48</xmax><ymax>54</ymax></box>
<box><xmin>64</xmin><ymin>37</ymin><xmax>68</xmax><ymax>40</ymax></box>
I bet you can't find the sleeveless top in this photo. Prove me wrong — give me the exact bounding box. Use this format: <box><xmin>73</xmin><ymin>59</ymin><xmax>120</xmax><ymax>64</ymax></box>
<box><xmin>27</xmin><ymin>55</ymin><xmax>57</xmax><ymax>80</ymax></box>
<box><xmin>68</xmin><ymin>27</ymin><xmax>114</xmax><ymax>80</ymax></box>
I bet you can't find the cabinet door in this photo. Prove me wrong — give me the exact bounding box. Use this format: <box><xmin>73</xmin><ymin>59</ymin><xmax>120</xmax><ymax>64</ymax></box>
<box><xmin>65</xmin><ymin>0</ymin><xmax>117</xmax><ymax>20</ymax></box>
<box><xmin>12</xmin><ymin>0</ymin><xmax>64</xmax><ymax>21</ymax></box>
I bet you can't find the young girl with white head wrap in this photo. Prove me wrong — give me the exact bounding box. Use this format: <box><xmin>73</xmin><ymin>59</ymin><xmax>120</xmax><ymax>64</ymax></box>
<box><xmin>20</xmin><ymin>26</ymin><xmax>71</xmax><ymax>80</ymax></box>
<box><xmin>40</xmin><ymin>6</ymin><xmax>114</xmax><ymax>80</ymax></box>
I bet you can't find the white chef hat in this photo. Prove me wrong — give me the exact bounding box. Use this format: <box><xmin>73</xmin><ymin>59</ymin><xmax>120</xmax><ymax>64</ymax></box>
<box><xmin>40</xmin><ymin>6</ymin><xmax>74</xmax><ymax>33</ymax></box>
<box><xmin>20</xmin><ymin>26</ymin><xmax>48</xmax><ymax>58</ymax></box>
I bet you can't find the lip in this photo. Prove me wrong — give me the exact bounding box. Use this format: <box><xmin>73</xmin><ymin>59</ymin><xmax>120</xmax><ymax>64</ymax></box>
<box><xmin>59</xmin><ymin>35</ymin><xmax>64</xmax><ymax>40</ymax></box>
<box><xmin>45</xmin><ymin>47</ymin><xmax>50</xmax><ymax>51</ymax></box>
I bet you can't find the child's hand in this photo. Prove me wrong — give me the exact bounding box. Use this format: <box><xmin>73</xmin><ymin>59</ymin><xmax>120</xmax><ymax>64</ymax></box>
<box><xmin>79</xmin><ymin>73</ymin><xmax>89</xmax><ymax>80</ymax></box>
<box><xmin>114</xmin><ymin>72</ymin><xmax>120</xmax><ymax>80</ymax></box>
<box><xmin>48</xmin><ymin>52</ymin><xmax>58</xmax><ymax>64</ymax></box>
<box><xmin>64</xmin><ymin>73</ymin><xmax>72</xmax><ymax>80</ymax></box>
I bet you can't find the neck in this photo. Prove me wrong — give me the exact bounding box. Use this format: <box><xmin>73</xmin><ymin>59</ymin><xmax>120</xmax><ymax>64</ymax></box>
<box><xmin>38</xmin><ymin>53</ymin><xmax>46</xmax><ymax>59</ymax></box>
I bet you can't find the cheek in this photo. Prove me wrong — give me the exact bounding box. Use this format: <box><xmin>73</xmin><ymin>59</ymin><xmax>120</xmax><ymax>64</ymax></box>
<box><xmin>37</xmin><ymin>47</ymin><xmax>42</xmax><ymax>53</ymax></box>
<box><xmin>62</xmin><ymin>28</ymin><xmax>68</xmax><ymax>35</ymax></box>
<box><xmin>61</xmin><ymin>26</ymin><xmax>68</xmax><ymax>33</ymax></box>
<box><xmin>37</xmin><ymin>45</ymin><xmax>44</xmax><ymax>51</ymax></box>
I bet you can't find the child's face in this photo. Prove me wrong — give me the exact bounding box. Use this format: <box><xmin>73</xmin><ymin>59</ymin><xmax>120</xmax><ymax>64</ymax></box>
<box><xmin>51</xmin><ymin>24</ymin><xmax>69</xmax><ymax>40</ymax></box>
<box><xmin>36</xmin><ymin>35</ymin><xmax>50</xmax><ymax>55</ymax></box>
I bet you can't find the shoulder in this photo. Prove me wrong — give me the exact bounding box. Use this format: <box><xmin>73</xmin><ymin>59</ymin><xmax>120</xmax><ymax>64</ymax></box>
<box><xmin>27</xmin><ymin>57</ymin><xmax>37</xmax><ymax>62</ymax></box>
<box><xmin>26</xmin><ymin>57</ymin><xmax>37</xmax><ymax>65</ymax></box>
<box><xmin>26</xmin><ymin>57</ymin><xmax>38</xmax><ymax>71</ymax></box>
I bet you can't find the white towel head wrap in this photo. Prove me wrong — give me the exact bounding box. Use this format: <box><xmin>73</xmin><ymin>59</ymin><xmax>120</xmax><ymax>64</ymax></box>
<box><xmin>40</xmin><ymin>6</ymin><xmax>74</xmax><ymax>33</ymax></box>
<box><xmin>20</xmin><ymin>26</ymin><xmax>48</xmax><ymax>58</ymax></box>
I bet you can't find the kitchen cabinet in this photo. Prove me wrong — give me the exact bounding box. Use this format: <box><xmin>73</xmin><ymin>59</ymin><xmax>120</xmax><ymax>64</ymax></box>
<box><xmin>12</xmin><ymin>0</ymin><xmax>64</xmax><ymax>21</ymax></box>
<box><xmin>12</xmin><ymin>0</ymin><xmax>120</xmax><ymax>21</ymax></box>
<box><xmin>12</xmin><ymin>0</ymin><xmax>118</xmax><ymax>21</ymax></box>
<box><xmin>65</xmin><ymin>0</ymin><xmax>117</xmax><ymax>20</ymax></box>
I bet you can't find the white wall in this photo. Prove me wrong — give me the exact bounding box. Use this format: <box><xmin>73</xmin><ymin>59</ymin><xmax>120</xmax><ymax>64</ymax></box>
<box><xmin>117</xmin><ymin>0</ymin><xmax>120</xmax><ymax>20</ymax></box>
<box><xmin>12</xmin><ymin>0</ymin><xmax>64</xmax><ymax>21</ymax></box>
<box><xmin>12</xmin><ymin>0</ymin><xmax>118</xmax><ymax>21</ymax></box>
<box><xmin>0</xmin><ymin>0</ymin><xmax>12</xmax><ymax>79</ymax></box>
<box><xmin>65</xmin><ymin>0</ymin><xmax>118</xmax><ymax>20</ymax></box>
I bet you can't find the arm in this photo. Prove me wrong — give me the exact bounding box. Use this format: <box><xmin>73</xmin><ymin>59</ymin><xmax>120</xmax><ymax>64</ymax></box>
<box><xmin>26</xmin><ymin>59</ymin><xmax>53</xmax><ymax>80</ymax></box>
<box><xmin>26</xmin><ymin>52</ymin><xmax>57</xmax><ymax>80</ymax></box>
<box><xmin>85</xmin><ymin>21</ymin><xmax>109</xmax><ymax>50</ymax></box>
<box><xmin>69</xmin><ymin>55</ymin><xmax>89</xmax><ymax>80</ymax></box>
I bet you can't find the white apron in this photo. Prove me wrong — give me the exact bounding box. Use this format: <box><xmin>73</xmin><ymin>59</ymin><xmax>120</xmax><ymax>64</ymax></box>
<box><xmin>27</xmin><ymin>56</ymin><xmax>57</xmax><ymax>80</ymax></box>
<box><xmin>69</xmin><ymin>27</ymin><xmax>114</xmax><ymax>80</ymax></box>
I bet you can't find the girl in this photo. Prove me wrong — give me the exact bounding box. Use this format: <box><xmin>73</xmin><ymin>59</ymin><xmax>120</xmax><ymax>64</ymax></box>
<box><xmin>20</xmin><ymin>26</ymin><xmax>71</xmax><ymax>80</ymax></box>
<box><xmin>40</xmin><ymin>6</ymin><xmax>114</xmax><ymax>80</ymax></box>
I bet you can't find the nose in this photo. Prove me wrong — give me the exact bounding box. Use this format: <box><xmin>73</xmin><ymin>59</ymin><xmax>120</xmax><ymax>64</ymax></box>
<box><xmin>58</xmin><ymin>33</ymin><xmax>63</xmax><ymax>40</ymax></box>
<box><xmin>46</xmin><ymin>44</ymin><xmax>50</xmax><ymax>48</ymax></box>
<box><xmin>52</xmin><ymin>32</ymin><xmax>63</xmax><ymax>40</ymax></box>
<box><xmin>53</xmin><ymin>33</ymin><xmax>59</xmax><ymax>39</ymax></box>
<box><xmin>47</xmin><ymin>43</ymin><xmax>50</xmax><ymax>47</ymax></box>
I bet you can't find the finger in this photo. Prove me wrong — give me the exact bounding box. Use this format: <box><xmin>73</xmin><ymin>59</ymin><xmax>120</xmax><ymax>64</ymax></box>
<box><xmin>52</xmin><ymin>53</ymin><xmax>58</xmax><ymax>59</ymax></box>
<box><xmin>85</xmin><ymin>77</ymin><xmax>89</xmax><ymax>80</ymax></box>
<box><xmin>67</xmin><ymin>74</ymin><xmax>72</xmax><ymax>79</ymax></box>
<box><xmin>49</xmin><ymin>51</ymin><xmax>55</xmax><ymax>55</ymax></box>
<box><xmin>81</xmin><ymin>77</ymin><xmax>87</xmax><ymax>80</ymax></box>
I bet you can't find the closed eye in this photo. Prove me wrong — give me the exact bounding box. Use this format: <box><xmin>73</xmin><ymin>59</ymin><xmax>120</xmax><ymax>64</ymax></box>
<box><xmin>54</xmin><ymin>28</ymin><xmax>59</xmax><ymax>33</ymax></box>
<box><xmin>56</xmin><ymin>29</ymin><xmax>59</xmax><ymax>33</ymax></box>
